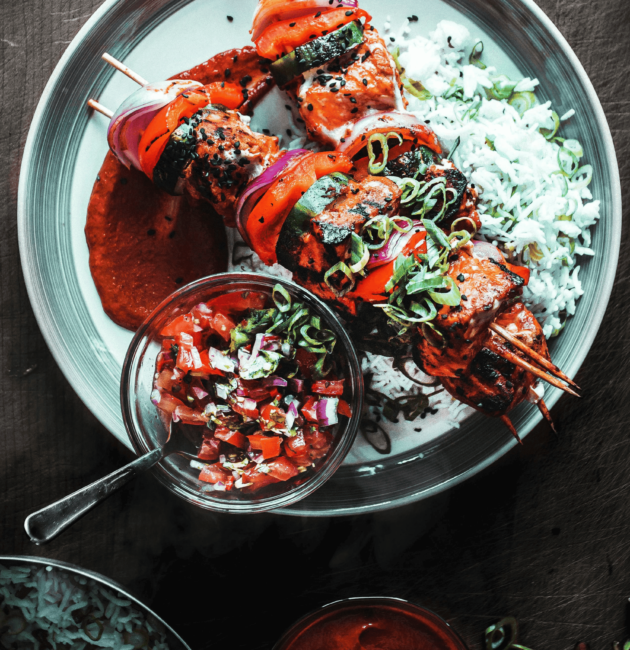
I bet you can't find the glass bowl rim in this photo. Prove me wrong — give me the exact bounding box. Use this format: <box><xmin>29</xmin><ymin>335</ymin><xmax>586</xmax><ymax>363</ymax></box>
<box><xmin>120</xmin><ymin>272</ymin><xmax>364</xmax><ymax>513</ymax></box>
<box><xmin>272</xmin><ymin>596</ymin><xmax>468</xmax><ymax>650</ymax></box>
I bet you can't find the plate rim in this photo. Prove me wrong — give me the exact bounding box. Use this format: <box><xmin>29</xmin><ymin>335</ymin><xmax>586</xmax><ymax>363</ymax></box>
<box><xmin>18</xmin><ymin>0</ymin><xmax>622</xmax><ymax>517</ymax></box>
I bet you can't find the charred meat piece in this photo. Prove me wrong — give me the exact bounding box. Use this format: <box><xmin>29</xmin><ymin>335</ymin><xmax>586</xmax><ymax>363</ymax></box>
<box><xmin>383</xmin><ymin>145</ymin><xmax>440</xmax><ymax>178</ymax></box>
<box><xmin>441</xmin><ymin>302</ymin><xmax>548</xmax><ymax>416</ymax></box>
<box><xmin>297</xmin><ymin>26</ymin><xmax>407</xmax><ymax>148</ymax></box>
<box><xmin>415</xmin><ymin>241</ymin><xmax>525</xmax><ymax>378</ymax></box>
<box><xmin>278</xmin><ymin>174</ymin><xmax>401</xmax><ymax>276</ymax></box>
<box><xmin>184</xmin><ymin>107</ymin><xmax>281</xmax><ymax>226</ymax></box>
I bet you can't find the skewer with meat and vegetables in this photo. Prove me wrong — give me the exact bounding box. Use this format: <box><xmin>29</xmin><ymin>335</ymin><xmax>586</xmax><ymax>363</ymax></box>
<box><xmin>85</xmin><ymin>7</ymin><xmax>580</xmax><ymax>443</ymax></box>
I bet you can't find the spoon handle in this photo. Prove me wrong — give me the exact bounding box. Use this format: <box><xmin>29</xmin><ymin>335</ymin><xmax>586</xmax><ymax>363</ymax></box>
<box><xmin>24</xmin><ymin>448</ymin><xmax>163</xmax><ymax>544</ymax></box>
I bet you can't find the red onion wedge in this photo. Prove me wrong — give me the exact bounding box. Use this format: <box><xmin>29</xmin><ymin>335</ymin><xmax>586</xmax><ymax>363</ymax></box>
<box><xmin>316</xmin><ymin>397</ymin><xmax>339</xmax><ymax>427</ymax></box>
<box><xmin>235</xmin><ymin>149</ymin><xmax>309</xmax><ymax>246</ymax></box>
<box><xmin>252</xmin><ymin>0</ymin><xmax>358</xmax><ymax>42</ymax></box>
<box><xmin>337</xmin><ymin>111</ymin><xmax>443</xmax><ymax>160</ymax></box>
<box><xmin>367</xmin><ymin>221</ymin><xmax>425</xmax><ymax>270</ymax></box>
<box><xmin>107</xmin><ymin>80</ymin><xmax>202</xmax><ymax>171</ymax></box>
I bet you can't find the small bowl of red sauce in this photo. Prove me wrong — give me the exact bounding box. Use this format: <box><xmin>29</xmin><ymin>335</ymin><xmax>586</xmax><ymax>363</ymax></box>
<box><xmin>273</xmin><ymin>597</ymin><xmax>468</xmax><ymax>650</ymax></box>
<box><xmin>121</xmin><ymin>272</ymin><xmax>363</xmax><ymax>513</ymax></box>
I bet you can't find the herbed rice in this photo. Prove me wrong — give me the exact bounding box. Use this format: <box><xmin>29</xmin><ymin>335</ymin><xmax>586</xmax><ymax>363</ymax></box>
<box><xmin>232</xmin><ymin>18</ymin><xmax>599</xmax><ymax>426</ymax></box>
<box><xmin>0</xmin><ymin>563</ymin><xmax>171</xmax><ymax>650</ymax></box>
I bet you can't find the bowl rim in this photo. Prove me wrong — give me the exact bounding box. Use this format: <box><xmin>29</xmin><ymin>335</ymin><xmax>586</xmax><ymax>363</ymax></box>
<box><xmin>16</xmin><ymin>0</ymin><xmax>622</xmax><ymax>516</ymax></box>
<box><xmin>0</xmin><ymin>554</ymin><xmax>192</xmax><ymax>650</ymax></box>
<box><xmin>120</xmin><ymin>272</ymin><xmax>364</xmax><ymax>513</ymax></box>
<box><xmin>272</xmin><ymin>596</ymin><xmax>468</xmax><ymax>650</ymax></box>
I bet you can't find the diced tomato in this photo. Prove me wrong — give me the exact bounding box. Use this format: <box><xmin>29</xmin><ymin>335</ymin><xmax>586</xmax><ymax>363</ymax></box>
<box><xmin>191</xmin><ymin>303</ymin><xmax>214</xmax><ymax>329</ymax></box>
<box><xmin>337</xmin><ymin>399</ymin><xmax>352</xmax><ymax>418</ymax></box>
<box><xmin>247</xmin><ymin>434</ymin><xmax>268</xmax><ymax>450</ymax></box>
<box><xmin>232</xmin><ymin>401</ymin><xmax>260</xmax><ymax>420</ymax></box>
<box><xmin>506</xmin><ymin>263</ymin><xmax>531</xmax><ymax>285</ymax></box>
<box><xmin>138</xmin><ymin>87</ymin><xmax>213</xmax><ymax>180</ymax></box>
<box><xmin>214</xmin><ymin>427</ymin><xmax>249</xmax><ymax>450</ymax></box>
<box><xmin>260</xmin><ymin>436</ymin><xmax>282</xmax><ymax>459</ymax></box>
<box><xmin>304</xmin><ymin>428</ymin><xmax>333</xmax><ymax>460</ymax></box>
<box><xmin>211</xmin><ymin>312</ymin><xmax>236</xmax><ymax>342</ymax></box>
<box><xmin>161</xmin><ymin>314</ymin><xmax>198</xmax><ymax>339</ymax></box>
<box><xmin>288</xmin><ymin>454</ymin><xmax>312</xmax><ymax>468</ymax></box>
<box><xmin>312</xmin><ymin>379</ymin><xmax>345</xmax><ymax>396</ymax></box>
<box><xmin>241</xmin><ymin>466</ymin><xmax>281</xmax><ymax>492</ymax></box>
<box><xmin>260</xmin><ymin>404</ymin><xmax>286</xmax><ymax>429</ymax></box>
<box><xmin>255</xmin><ymin>8</ymin><xmax>372</xmax><ymax>59</ymax></box>
<box><xmin>153</xmin><ymin>390</ymin><xmax>185</xmax><ymax>414</ymax></box>
<box><xmin>246</xmin><ymin>152</ymin><xmax>353</xmax><ymax>265</ymax></box>
<box><xmin>266</xmin><ymin>456</ymin><xmax>299</xmax><ymax>481</ymax></box>
<box><xmin>301</xmin><ymin>396</ymin><xmax>319</xmax><ymax>423</ymax></box>
<box><xmin>199</xmin><ymin>463</ymin><xmax>232</xmax><ymax>484</ymax></box>
<box><xmin>285</xmin><ymin>432</ymin><xmax>307</xmax><ymax>455</ymax></box>
<box><xmin>208</xmin><ymin>291</ymin><xmax>268</xmax><ymax>315</ymax></box>
<box><xmin>156</xmin><ymin>368</ymin><xmax>184</xmax><ymax>391</ymax></box>
<box><xmin>176</xmin><ymin>334</ymin><xmax>203</xmax><ymax>372</ymax></box>
<box><xmin>198</xmin><ymin>437</ymin><xmax>221</xmax><ymax>461</ymax></box>
<box><xmin>174</xmin><ymin>405</ymin><xmax>208</xmax><ymax>425</ymax></box>
<box><xmin>295</xmin><ymin>349</ymin><xmax>318</xmax><ymax>380</ymax></box>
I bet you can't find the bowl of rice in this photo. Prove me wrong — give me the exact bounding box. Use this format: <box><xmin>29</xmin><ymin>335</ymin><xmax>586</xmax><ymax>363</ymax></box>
<box><xmin>0</xmin><ymin>556</ymin><xmax>190</xmax><ymax>649</ymax></box>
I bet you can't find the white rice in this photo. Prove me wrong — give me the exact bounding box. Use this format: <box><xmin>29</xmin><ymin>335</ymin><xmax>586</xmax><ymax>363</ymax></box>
<box><xmin>0</xmin><ymin>563</ymin><xmax>171</xmax><ymax>650</ymax></box>
<box><xmin>231</xmin><ymin>18</ymin><xmax>598</xmax><ymax>433</ymax></box>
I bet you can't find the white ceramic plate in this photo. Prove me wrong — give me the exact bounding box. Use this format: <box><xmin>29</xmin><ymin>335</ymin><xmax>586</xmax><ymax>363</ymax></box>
<box><xmin>18</xmin><ymin>0</ymin><xmax>620</xmax><ymax>515</ymax></box>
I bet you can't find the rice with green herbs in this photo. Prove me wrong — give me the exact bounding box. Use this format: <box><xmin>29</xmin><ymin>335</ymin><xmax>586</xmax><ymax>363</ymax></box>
<box><xmin>0</xmin><ymin>563</ymin><xmax>171</xmax><ymax>650</ymax></box>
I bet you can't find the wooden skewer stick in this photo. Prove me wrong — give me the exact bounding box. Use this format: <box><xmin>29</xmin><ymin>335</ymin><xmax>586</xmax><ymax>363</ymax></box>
<box><xmin>490</xmin><ymin>322</ymin><xmax>580</xmax><ymax>392</ymax></box>
<box><xmin>500</xmin><ymin>415</ymin><xmax>522</xmax><ymax>445</ymax></box>
<box><xmin>537</xmin><ymin>399</ymin><xmax>557</xmax><ymax>434</ymax></box>
<box><xmin>102</xmin><ymin>52</ymin><xmax>148</xmax><ymax>86</ymax></box>
<box><xmin>499</xmin><ymin>347</ymin><xmax>580</xmax><ymax>398</ymax></box>
<box><xmin>87</xmin><ymin>99</ymin><xmax>113</xmax><ymax>119</ymax></box>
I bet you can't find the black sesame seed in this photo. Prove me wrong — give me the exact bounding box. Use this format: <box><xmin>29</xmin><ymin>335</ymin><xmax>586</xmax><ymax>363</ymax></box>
<box><xmin>120</xmin><ymin>177</ymin><xmax>128</xmax><ymax>185</ymax></box>
<box><xmin>289</xmin><ymin>22</ymin><xmax>296</xmax><ymax>26</ymax></box>
<box><xmin>350</xmin><ymin>107</ymin><xmax>358</xmax><ymax>113</ymax></box>
<box><xmin>390</xmin><ymin>37</ymin><xmax>395</xmax><ymax>42</ymax></box>
<box><xmin>224</xmin><ymin>68</ymin><xmax>231</xmax><ymax>78</ymax></box>
<box><xmin>307</xmin><ymin>104</ymin><xmax>314</xmax><ymax>111</ymax></box>
<box><xmin>227</xmin><ymin>15</ymin><xmax>233</xmax><ymax>21</ymax></box>
<box><xmin>147</xmin><ymin>228</ymin><xmax>156</xmax><ymax>236</ymax></box>
<box><xmin>457</xmin><ymin>274</ymin><xmax>465</xmax><ymax>282</ymax></box>
<box><xmin>345</xmin><ymin>9</ymin><xmax>353</xmax><ymax>15</ymax></box>
<box><xmin>362</xmin><ymin>78</ymin><xmax>368</xmax><ymax>86</ymax></box>
<box><xmin>349</xmin><ymin>97</ymin><xmax>357</xmax><ymax>103</ymax></box>
<box><xmin>462</xmin><ymin>295</ymin><xmax>468</xmax><ymax>301</ymax></box>
<box><xmin>408</xmin><ymin>15</ymin><xmax>418</xmax><ymax>21</ymax></box>
<box><xmin>175</xmin><ymin>277</ymin><xmax>183</xmax><ymax>284</ymax></box>
<box><xmin>262</xmin><ymin>129</ymin><xmax>270</xmax><ymax>134</ymax></box>
<box><xmin>315</xmin><ymin>10</ymin><xmax>321</xmax><ymax>17</ymax></box>
<box><xmin>286</xmin><ymin>129</ymin><xmax>292</xmax><ymax>136</ymax></box>
<box><xmin>259</xmin><ymin>216</ymin><xmax>265</xmax><ymax>223</ymax></box>
<box><xmin>240</xmin><ymin>75</ymin><xmax>252</xmax><ymax>87</ymax></box>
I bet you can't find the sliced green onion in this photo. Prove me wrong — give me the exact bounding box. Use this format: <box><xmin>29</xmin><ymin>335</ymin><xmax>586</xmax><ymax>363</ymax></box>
<box><xmin>447</xmin><ymin>136</ymin><xmax>461</xmax><ymax>161</ymax></box>
<box><xmin>563</xmin><ymin>138</ymin><xmax>583</xmax><ymax>158</ymax></box>
<box><xmin>422</xmin><ymin>218</ymin><xmax>451</xmax><ymax>249</ymax></box>
<box><xmin>539</xmin><ymin>110</ymin><xmax>560</xmax><ymax>140</ymax></box>
<box><xmin>367</xmin><ymin>131</ymin><xmax>403</xmax><ymax>174</ymax></box>
<box><xmin>272</xmin><ymin>284</ymin><xmax>291</xmax><ymax>313</ymax></box>
<box><xmin>324</xmin><ymin>262</ymin><xmax>355</xmax><ymax>297</ymax></box>
<box><xmin>488</xmin><ymin>75</ymin><xmax>517</xmax><ymax>100</ymax></box>
<box><xmin>508</xmin><ymin>91</ymin><xmax>536</xmax><ymax>115</ymax></box>
<box><xmin>469</xmin><ymin>40</ymin><xmax>486</xmax><ymax>69</ymax></box>
<box><xmin>557</xmin><ymin>146</ymin><xmax>579</xmax><ymax>177</ymax></box>
<box><xmin>571</xmin><ymin>164</ymin><xmax>592</xmax><ymax>189</ymax></box>
<box><xmin>421</xmin><ymin>321</ymin><xmax>445</xmax><ymax>348</ymax></box>
<box><xmin>429</xmin><ymin>276</ymin><xmax>461</xmax><ymax>306</ymax></box>
<box><xmin>406</xmin><ymin>275</ymin><xmax>449</xmax><ymax>295</ymax></box>
<box><xmin>349</xmin><ymin>232</ymin><xmax>370</xmax><ymax>274</ymax></box>
<box><xmin>384</xmin><ymin>253</ymin><xmax>416</xmax><ymax>293</ymax></box>
<box><xmin>402</xmin><ymin>77</ymin><xmax>432</xmax><ymax>100</ymax></box>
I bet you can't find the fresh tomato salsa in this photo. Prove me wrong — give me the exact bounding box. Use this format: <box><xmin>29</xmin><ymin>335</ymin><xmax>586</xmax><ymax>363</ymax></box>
<box><xmin>151</xmin><ymin>284</ymin><xmax>352</xmax><ymax>494</ymax></box>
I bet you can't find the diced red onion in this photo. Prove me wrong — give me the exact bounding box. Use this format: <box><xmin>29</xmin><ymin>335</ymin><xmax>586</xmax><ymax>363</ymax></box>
<box><xmin>367</xmin><ymin>221</ymin><xmax>425</xmax><ymax>269</ymax></box>
<box><xmin>214</xmin><ymin>481</ymin><xmax>227</xmax><ymax>491</ymax></box>
<box><xmin>219</xmin><ymin>454</ymin><xmax>226</xmax><ymax>463</ymax></box>
<box><xmin>191</xmin><ymin>387</ymin><xmax>209</xmax><ymax>400</ymax></box>
<box><xmin>215</xmin><ymin>384</ymin><xmax>229</xmax><ymax>400</ymax></box>
<box><xmin>285</xmin><ymin>400</ymin><xmax>299</xmax><ymax>430</ymax></box>
<box><xmin>337</xmin><ymin>111</ymin><xmax>442</xmax><ymax>158</ymax></box>
<box><xmin>289</xmin><ymin>378</ymin><xmax>305</xmax><ymax>393</ymax></box>
<box><xmin>161</xmin><ymin>351</ymin><xmax>173</xmax><ymax>363</ymax></box>
<box><xmin>107</xmin><ymin>80</ymin><xmax>202</xmax><ymax>171</ymax></box>
<box><xmin>262</xmin><ymin>376</ymin><xmax>288</xmax><ymax>387</ymax></box>
<box><xmin>281</xmin><ymin>342</ymin><xmax>293</xmax><ymax>357</ymax></box>
<box><xmin>316</xmin><ymin>397</ymin><xmax>339</xmax><ymax>426</ymax></box>
<box><xmin>253</xmin><ymin>453</ymin><xmax>265</xmax><ymax>464</ymax></box>
<box><xmin>172</xmin><ymin>411</ymin><xmax>181</xmax><ymax>423</ymax></box>
<box><xmin>251</xmin><ymin>0</ymin><xmax>358</xmax><ymax>41</ymax></box>
<box><xmin>209</xmin><ymin>347</ymin><xmax>235</xmax><ymax>373</ymax></box>
<box><xmin>242</xmin><ymin>397</ymin><xmax>258</xmax><ymax>412</ymax></box>
<box><xmin>150</xmin><ymin>389</ymin><xmax>161</xmax><ymax>406</ymax></box>
<box><xmin>235</xmin><ymin>149</ymin><xmax>309</xmax><ymax>245</ymax></box>
<box><xmin>261</xmin><ymin>336</ymin><xmax>281</xmax><ymax>352</ymax></box>
<box><xmin>236</xmin><ymin>387</ymin><xmax>248</xmax><ymax>397</ymax></box>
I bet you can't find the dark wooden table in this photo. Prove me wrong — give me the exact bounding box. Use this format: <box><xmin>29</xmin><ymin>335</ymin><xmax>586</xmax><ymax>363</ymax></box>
<box><xmin>2</xmin><ymin>0</ymin><xmax>629</xmax><ymax>648</ymax></box>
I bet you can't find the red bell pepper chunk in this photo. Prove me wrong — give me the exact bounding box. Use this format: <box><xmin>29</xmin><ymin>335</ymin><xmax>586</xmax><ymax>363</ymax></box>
<box><xmin>241</xmin><ymin>466</ymin><xmax>280</xmax><ymax>492</ymax></box>
<box><xmin>255</xmin><ymin>8</ymin><xmax>372</xmax><ymax>59</ymax></box>
<box><xmin>208</xmin><ymin>291</ymin><xmax>268</xmax><ymax>316</ymax></box>
<box><xmin>260</xmin><ymin>436</ymin><xmax>282</xmax><ymax>460</ymax></box>
<box><xmin>247</xmin><ymin>434</ymin><xmax>268</xmax><ymax>450</ymax></box>
<box><xmin>214</xmin><ymin>427</ymin><xmax>249</xmax><ymax>450</ymax></box>
<box><xmin>197</xmin><ymin>349</ymin><xmax>226</xmax><ymax>376</ymax></box>
<box><xmin>266</xmin><ymin>457</ymin><xmax>299</xmax><ymax>481</ymax></box>
<box><xmin>173</xmin><ymin>405</ymin><xmax>208</xmax><ymax>425</ymax></box>
<box><xmin>337</xmin><ymin>399</ymin><xmax>352</xmax><ymax>418</ymax></box>
<box><xmin>301</xmin><ymin>396</ymin><xmax>319</xmax><ymax>423</ymax></box>
<box><xmin>311</xmin><ymin>379</ymin><xmax>345</xmax><ymax>396</ymax></box>
<box><xmin>161</xmin><ymin>314</ymin><xmax>197</xmax><ymax>338</ymax></box>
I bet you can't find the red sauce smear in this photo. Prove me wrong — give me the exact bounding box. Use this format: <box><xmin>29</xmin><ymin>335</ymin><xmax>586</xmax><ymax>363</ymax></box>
<box><xmin>276</xmin><ymin>601</ymin><xmax>467</xmax><ymax>650</ymax></box>
<box><xmin>85</xmin><ymin>47</ymin><xmax>274</xmax><ymax>331</ymax></box>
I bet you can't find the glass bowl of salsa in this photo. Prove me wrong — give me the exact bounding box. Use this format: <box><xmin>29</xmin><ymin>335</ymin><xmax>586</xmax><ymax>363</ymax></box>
<box><xmin>273</xmin><ymin>597</ymin><xmax>468</xmax><ymax>650</ymax></box>
<box><xmin>121</xmin><ymin>272</ymin><xmax>363</xmax><ymax>513</ymax></box>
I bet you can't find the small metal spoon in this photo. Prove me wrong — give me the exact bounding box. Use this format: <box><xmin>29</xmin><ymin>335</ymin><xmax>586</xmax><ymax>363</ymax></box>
<box><xmin>24</xmin><ymin>422</ymin><xmax>196</xmax><ymax>544</ymax></box>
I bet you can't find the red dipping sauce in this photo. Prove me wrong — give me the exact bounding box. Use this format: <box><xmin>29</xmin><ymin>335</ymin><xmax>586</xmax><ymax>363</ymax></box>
<box><xmin>274</xmin><ymin>598</ymin><xmax>467</xmax><ymax>650</ymax></box>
